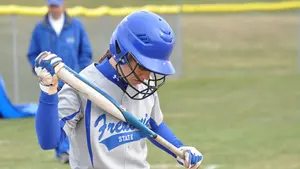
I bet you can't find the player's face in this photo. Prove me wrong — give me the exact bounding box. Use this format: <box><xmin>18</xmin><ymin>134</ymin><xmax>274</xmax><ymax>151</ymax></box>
<box><xmin>48</xmin><ymin>5</ymin><xmax>64</xmax><ymax>19</ymax></box>
<box><xmin>122</xmin><ymin>58</ymin><xmax>151</xmax><ymax>86</ymax></box>
<box><xmin>114</xmin><ymin>53</ymin><xmax>166</xmax><ymax>100</ymax></box>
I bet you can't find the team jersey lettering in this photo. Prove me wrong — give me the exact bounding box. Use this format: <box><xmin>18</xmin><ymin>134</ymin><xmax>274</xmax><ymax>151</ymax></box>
<box><xmin>94</xmin><ymin>113</ymin><xmax>150</xmax><ymax>151</ymax></box>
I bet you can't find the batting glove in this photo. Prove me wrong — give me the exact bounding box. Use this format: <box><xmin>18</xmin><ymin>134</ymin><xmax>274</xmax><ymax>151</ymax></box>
<box><xmin>177</xmin><ymin>146</ymin><xmax>203</xmax><ymax>169</ymax></box>
<box><xmin>34</xmin><ymin>51</ymin><xmax>64</xmax><ymax>95</ymax></box>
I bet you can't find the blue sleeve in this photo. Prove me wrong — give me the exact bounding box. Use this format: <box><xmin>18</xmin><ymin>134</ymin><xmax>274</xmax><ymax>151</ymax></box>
<box><xmin>27</xmin><ymin>25</ymin><xmax>40</xmax><ymax>70</ymax></box>
<box><xmin>148</xmin><ymin>119</ymin><xmax>184</xmax><ymax>158</ymax></box>
<box><xmin>78</xmin><ymin>22</ymin><xmax>92</xmax><ymax>71</ymax></box>
<box><xmin>35</xmin><ymin>91</ymin><xmax>67</xmax><ymax>150</ymax></box>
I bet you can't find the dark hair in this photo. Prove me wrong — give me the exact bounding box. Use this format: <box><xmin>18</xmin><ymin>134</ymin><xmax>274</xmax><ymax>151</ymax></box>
<box><xmin>98</xmin><ymin>50</ymin><xmax>137</xmax><ymax>64</ymax></box>
<box><xmin>98</xmin><ymin>50</ymin><xmax>112</xmax><ymax>63</ymax></box>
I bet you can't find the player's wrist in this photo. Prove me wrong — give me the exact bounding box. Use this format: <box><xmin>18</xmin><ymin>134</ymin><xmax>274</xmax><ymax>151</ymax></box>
<box><xmin>39</xmin><ymin>83</ymin><xmax>58</xmax><ymax>95</ymax></box>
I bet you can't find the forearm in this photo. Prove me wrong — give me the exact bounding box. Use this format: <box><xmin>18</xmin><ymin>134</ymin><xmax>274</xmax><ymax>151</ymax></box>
<box><xmin>35</xmin><ymin>91</ymin><xmax>65</xmax><ymax>150</ymax></box>
<box><xmin>149</xmin><ymin>120</ymin><xmax>184</xmax><ymax>158</ymax></box>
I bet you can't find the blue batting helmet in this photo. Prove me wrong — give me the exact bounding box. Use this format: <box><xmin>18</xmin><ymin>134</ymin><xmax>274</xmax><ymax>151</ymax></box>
<box><xmin>109</xmin><ymin>10</ymin><xmax>175</xmax><ymax>75</ymax></box>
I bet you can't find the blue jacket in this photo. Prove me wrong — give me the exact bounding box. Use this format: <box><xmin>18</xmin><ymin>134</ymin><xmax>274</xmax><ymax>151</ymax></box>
<box><xmin>27</xmin><ymin>13</ymin><xmax>92</xmax><ymax>73</ymax></box>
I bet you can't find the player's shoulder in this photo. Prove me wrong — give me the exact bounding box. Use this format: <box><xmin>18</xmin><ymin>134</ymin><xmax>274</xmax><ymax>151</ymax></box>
<box><xmin>80</xmin><ymin>63</ymin><xmax>99</xmax><ymax>75</ymax></box>
<box><xmin>69</xmin><ymin>17</ymin><xmax>84</xmax><ymax>27</ymax></box>
<box><xmin>70</xmin><ymin>17</ymin><xmax>81</xmax><ymax>24</ymax></box>
<box><xmin>79</xmin><ymin>63</ymin><xmax>124</xmax><ymax>99</ymax></box>
<box><xmin>79</xmin><ymin>63</ymin><xmax>108</xmax><ymax>83</ymax></box>
<box><xmin>34</xmin><ymin>20</ymin><xmax>46</xmax><ymax>29</ymax></box>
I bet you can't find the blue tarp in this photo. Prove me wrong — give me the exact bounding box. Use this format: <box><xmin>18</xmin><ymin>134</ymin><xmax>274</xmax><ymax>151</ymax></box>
<box><xmin>0</xmin><ymin>75</ymin><xmax>37</xmax><ymax>119</ymax></box>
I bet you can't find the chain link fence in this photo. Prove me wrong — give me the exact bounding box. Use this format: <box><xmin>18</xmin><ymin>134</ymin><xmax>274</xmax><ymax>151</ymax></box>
<box><xmin>0</xmin><ymin>2</ymin><xmax>298</xmax><ymax>105</ymax></box>
<box><xmin>0</xmin><ymin>12</ymin><xmax>183</xmax><ymax>103</ymax></box>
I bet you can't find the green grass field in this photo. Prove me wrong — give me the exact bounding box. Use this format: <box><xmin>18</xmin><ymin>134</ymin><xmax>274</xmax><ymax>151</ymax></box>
<box><xmin>0</xmin><ymin>0</ymin><xmax>300</xmax><ymax>169</ymax></box>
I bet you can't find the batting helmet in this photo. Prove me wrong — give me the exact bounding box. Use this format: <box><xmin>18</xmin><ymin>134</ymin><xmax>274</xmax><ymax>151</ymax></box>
<box><xmin>109</xmin><ymin>10</ymin><xmax>175</xmax><ymax>75</ymax></box>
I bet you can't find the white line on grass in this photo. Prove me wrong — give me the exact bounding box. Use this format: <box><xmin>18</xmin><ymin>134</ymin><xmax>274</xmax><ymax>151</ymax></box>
<box><xmin>0</xmin><ymin>140</ymin><xmax>11</xmax><ymax>145</ymax></box>
<box><xmin>205</xmin><ymin>164</ymin><xmax>220</xmax><ymax>169</ymax></box>
<box><xmin>151</xmin><ymin>164</ymin><xmax>219</xmax><ymax>169</ymax></box>
<box><xmin>151</xmin><ymin>164</ymin><xmax>182</xmax><ymax>168</ymax></box>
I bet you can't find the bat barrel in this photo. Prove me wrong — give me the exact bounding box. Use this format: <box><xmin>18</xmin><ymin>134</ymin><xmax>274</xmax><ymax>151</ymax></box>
<box><xmin>54</xmin><ymin>63</ymin><xmax>126</xmax><ymax>122</ymax></box>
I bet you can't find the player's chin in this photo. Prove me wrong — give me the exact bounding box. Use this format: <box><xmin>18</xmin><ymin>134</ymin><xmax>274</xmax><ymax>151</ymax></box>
<box><xmin>129</xmin><ymin>79</ymin><xmax>142</xmax><ymax>86</ymax></box>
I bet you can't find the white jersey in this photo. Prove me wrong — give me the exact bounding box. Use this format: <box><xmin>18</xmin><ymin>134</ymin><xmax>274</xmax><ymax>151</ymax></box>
<box><xmin>57</xmin><ymin>63</ymin><xmax>163</xmax><ymax>169</ymax></box>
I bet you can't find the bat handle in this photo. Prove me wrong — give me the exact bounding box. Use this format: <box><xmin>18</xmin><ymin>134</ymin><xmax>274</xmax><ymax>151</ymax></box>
<box><xmin>53</xmin><ymin>62</ymin><xmax>65</xmax><ymax>74</ymax></box>
<box><xmin>155</xmin><ymin>135</ymin><xmax>185</xmax><ymax>159</ymax></box>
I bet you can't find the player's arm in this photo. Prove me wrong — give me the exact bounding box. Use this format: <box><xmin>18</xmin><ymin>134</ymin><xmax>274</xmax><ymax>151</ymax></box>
<box><xmin>35</xmin><ymin>52</ymin><xmax>82</xmax><ymax>150</ymax></box>
<box><xmin>77</xmin><ymin>20</ymin><xmax>92</xmax><ymax>71</ymax></box>
<box><xmin>148</xmin><ymin>120</ymin><xmax>183</xmax><ymax>157</ymax></box>
<box><xmin>148</xmin><ymin>93</ymin><xmax>183</xmax><ymax>157</ymax></box>
<box><xmin>27</xmin><ymin>25</ymin><xmax>41</xmax><ymax>74</ymax></box>
<box><xmin>36</xmin><ymin>91</ymin><xmax>65</xmax><ymax>149</ymax></box>
<box><xmin>149</xmin><ymin>93</ymin><xmax>203</xmax><ymax>169</ymax></box>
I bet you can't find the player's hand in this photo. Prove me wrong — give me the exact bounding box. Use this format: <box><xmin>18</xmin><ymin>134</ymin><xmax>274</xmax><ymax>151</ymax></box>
<box><xmin>177</xmin><ymin>146</ymin><xmax>203</xmax><ymax>169</ymax></box>
<box><xmin>34</xmin><ymin>51</ymin><xmax>63</xmax><ymax>95</ymax></box>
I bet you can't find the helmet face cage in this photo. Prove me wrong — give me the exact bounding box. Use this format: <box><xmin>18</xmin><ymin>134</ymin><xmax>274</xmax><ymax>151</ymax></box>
<box><xmin>116</xmin><ymin>53</ymin><xmax>166</xmax><ymax>100</ymax></box>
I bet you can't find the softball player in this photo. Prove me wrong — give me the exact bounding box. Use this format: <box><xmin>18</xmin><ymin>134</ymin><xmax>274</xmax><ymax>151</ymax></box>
<box><xmin>34</xmin><ymin>10</ymin><xmax>203</xmax><ymax>169</ymax></box>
